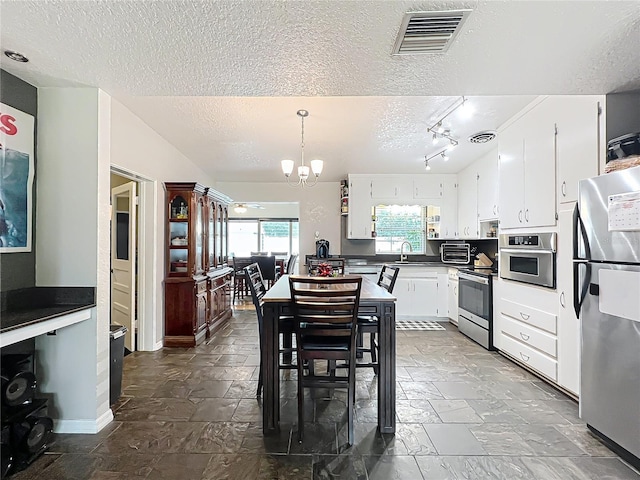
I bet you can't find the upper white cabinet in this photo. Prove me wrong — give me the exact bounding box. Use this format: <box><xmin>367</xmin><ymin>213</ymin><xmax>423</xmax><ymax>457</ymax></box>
<box><xmin>551</xmin><ymin>96</ymin><xmax>602</xmax><ymax>204</ymax></box>
<box><xmin>347</xmin><ymin>174</ymin><xmax>374</xmax><ymax>239</ymax></box>
<box><xmin>476</xmin><ymin>148</ymin><xmax>499</xmax><ymax>221</ymax></box>
<box><xmin>440</xmin><ymin>177</ymin><xmax>458</xmax><ymax>238</ymax></box>
<box><xmin>370</xmin><ymin>176</ymin><xmax>413</xmax><ymax>200</ymax></box>
<box><xmin>413</xmin><ymin>176</ymin><xmax>443</xmax><ymax>199</ymax></box>
<box><xmin>498</xmin><ymin>99</ymin><xmax>556</xmax><ymax>229</ymax></box>
<box><xmin>457</xmin><ymin>165</ymin><xmax>478</xmax><ymax>238</ymax></box>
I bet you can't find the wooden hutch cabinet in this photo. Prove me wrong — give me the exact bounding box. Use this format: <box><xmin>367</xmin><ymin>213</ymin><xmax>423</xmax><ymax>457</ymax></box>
<box><xmin>164</xmin><ymin>182</ymin><xmax>233</xmax><ymax>347</ymax></box>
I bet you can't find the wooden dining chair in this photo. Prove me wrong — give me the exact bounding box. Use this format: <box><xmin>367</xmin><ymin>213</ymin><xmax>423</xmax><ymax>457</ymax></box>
<box><xmin>231</xmin><ymin>256</ymin><xmax>253</xmax><ymax>302</ymax></box>
<box><xmin>288</xmin><ymin>275</ymin><xmax>362</xmax><ymax>445</ymax></box>
<box><xmin>285</xmin><ymin>254</ymin><xmax>299</xmax><ymax>274</ymax></box>
<box><xmin>356</xmin><ymin>265</ymin><xmax>400</xmax><ymax>374</ymax></box>
<box><xmin>250</xmin><ymin>255</ymin><xmax>277</xmax><ymax>288</ymax></box>
<box><xmin>244</xmin><ymin>263</ymin><xmax>295</xmax><ymax>398</ymax></box>
<box><xmin>307</xmin><ymin>258</ymin><xmax>346</xmax><ymax>276</ymax></box>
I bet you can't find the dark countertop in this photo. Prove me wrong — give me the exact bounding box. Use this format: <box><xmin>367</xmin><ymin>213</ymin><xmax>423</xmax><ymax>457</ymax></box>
<box><xmin>1</xmin><ymin>287</ymin><xmax>96</xmax><ymax>334</ymax></box>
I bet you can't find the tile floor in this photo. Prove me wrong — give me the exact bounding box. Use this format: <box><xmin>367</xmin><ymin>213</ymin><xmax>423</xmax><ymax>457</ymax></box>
<box><xmin>11</xmin><ymin>303</ymin><xmax>640</xmax><ymax>479</ymax></box>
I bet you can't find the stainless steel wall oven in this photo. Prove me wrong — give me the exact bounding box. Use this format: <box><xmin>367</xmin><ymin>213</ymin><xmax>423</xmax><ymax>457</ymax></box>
<box><xmin>499</xmin><ymin>233</ymin><xmax>557</xmax><ymax>288</ymax></box>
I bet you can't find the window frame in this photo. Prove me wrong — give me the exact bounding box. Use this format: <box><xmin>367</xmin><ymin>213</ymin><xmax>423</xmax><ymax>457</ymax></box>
<box><xmin>228</xmin><ymin>218</ymin><xmax>299</xmax><ymax>256</ymax></box>
<box><xmin>373</xmin><ymin>204</ymin><xmax>426</xmax><ymax>255</ymax></box>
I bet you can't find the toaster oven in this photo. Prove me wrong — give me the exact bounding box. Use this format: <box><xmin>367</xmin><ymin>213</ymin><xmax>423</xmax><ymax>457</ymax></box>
<box><xmin>440</xmin><ymin>243</ymin><xmax>470</xmax><ymax>264</ymax></box>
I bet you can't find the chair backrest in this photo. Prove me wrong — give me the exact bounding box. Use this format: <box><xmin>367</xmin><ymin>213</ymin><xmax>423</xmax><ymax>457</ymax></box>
<box><xmin>250</xmin><ymin>251</ymin><xmax>268</xmax><ymax>256</ymax></box>
<box><xmin>288</xmin><ymin>275</ymin><xmax>362</xmax><ymax>339</ymax></box>
<box><xmin>232</xmin><ymin>256</ymin><xmax>253</xmax><ymax>272</ymax></box>
<box><xmin>270</xmin><ymin>251</ymin><xmax>288</xmax><ymax>257</ymax></box>
<box><xmin>251</xmin><ymin>255</ymin><xmax>277</xmax><ymax>281</ymax></box>
<box><xmin>307</xmin><ymin>258</ymin><xmax>346</xmax><ymax>276</ymax></box>
<box><xmin>244</xmin><ymin>263</ymin><xmax>268</xmax><ymax>328</ymax></box>
<box><xmin>377</xmin><ymin>265</ymin><xmax>400</xmax><ymax>294</ymax></box>
<box><xmin>285</xmin><ymin>254</ymin><xmax>299</xmax><ymax>274</ymax></box>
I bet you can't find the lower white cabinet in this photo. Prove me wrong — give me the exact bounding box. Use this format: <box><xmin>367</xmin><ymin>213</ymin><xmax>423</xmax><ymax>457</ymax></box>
<box><xmin>395</xmin><ymin>267</ymin><xmax>448</xmax><ymax>318</ymax></box>
<box><xmin>447</xmin><ymin>268</ymin><xmax>459</xmax><ymax>324</ymax></box>
<box><xmin>497</xmin><ymin>280</ymin><xmax>559</xmax><ymax>382</ymax></box>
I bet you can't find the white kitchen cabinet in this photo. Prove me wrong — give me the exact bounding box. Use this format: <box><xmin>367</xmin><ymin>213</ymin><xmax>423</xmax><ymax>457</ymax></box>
<box><xmin>556</xmin><ymin>206</ymin><xmax>580</xmax><ymax>396</ymax></box>
<box><xmin>439</xmin><ymin>177</ymin><xmax>458</xmax><ymax>238</ymax></box>
<box><xmin>347</xmin><ymin>174</ymin><xmax>374</xmax><ymax>239</ymax></box>
<box><xmin>497</xmin><ymin>279</ymin><xmax>559</xmax><ymax>382</ymax></box>
<box><xmin>395</xmin><ymin>267</ymin><xmax>447</xmax><ymax>318</ymax></box>
<box><xmin>457</xmin><ymin>165</ymin><xmax>478</xmax><ymax>238</ymax></box>
<box><xmin>371</xmin><ymin>176</ymin><xmax>413</xmax><ymax>201</ymax></box>
<box><xmin>552</xmin><ymin>96</ymin><xmax>602</xmax><ymax>204</ymax></box>
<box><xmin>498</xmin><ymin>98</ymin><xmax>556</xmax><ymax>229</ymax></box>
<box><xmin>447</xmin><ymin>268</ymin><xmax>459</xmax><ymax>324</ymax></box>
<box><xmin>413</xmin><ymin>176</ymin><xmax>443</xmax><ymax>200</ymax></box>
<box><xmin>476</xmin><ymin>148</ymin><xmax>499</xmax><ymax>221</ymax></box>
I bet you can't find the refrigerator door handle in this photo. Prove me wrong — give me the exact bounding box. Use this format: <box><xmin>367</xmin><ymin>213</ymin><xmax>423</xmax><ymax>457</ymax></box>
<box><xmin>573</xmin><ymin>260</ymin><xmax>591</xmax><ymax>319</ymax></box>
<box><xmin>574</xmin><ymin>204</ymin><xmax>591</xmax><ymax>260</ymax></box>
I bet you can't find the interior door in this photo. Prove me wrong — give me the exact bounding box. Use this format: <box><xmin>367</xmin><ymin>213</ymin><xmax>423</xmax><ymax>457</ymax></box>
<box><xmin>111</xmin><ymin>182</ymin><xmax>137</xmax><ymax>352</ymax></box>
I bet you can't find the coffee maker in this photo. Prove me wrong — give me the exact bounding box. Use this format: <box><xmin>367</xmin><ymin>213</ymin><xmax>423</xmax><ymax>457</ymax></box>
<box><xmin>315</xmin><ymin>239</ymin><xmax>330</xmax><ymax>258</ymax></box>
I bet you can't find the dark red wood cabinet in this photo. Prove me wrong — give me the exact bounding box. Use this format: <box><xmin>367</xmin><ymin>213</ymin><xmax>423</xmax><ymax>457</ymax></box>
<box><xmin>164</xmin><ymin>182</ymin><xmax>233</xmax><ymax>347</ymax></box>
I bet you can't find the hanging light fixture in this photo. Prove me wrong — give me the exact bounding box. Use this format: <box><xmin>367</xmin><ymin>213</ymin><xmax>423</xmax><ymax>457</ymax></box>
<box><xmin>233</xmin><ymin>204</ymin><xmax>247</xmax><ymax>214</ymax></box>
<box><xmin>281</xmin><ymin>110</ymin><xmax>323</xmax><ymax>188</ymax></box>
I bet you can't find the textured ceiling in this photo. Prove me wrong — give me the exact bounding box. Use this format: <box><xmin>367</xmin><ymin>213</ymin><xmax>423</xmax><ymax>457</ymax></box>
<box><xmin>1</xmin><ymin>1</ymin><xmax>639</xmax><ymax>181</ymax></box>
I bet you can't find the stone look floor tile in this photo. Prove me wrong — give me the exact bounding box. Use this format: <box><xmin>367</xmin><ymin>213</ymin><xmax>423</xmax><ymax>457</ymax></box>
<box><xmin>15</xmin><ymin>305</ymin><xmax>639</xmax><ymax>480</ymax></box>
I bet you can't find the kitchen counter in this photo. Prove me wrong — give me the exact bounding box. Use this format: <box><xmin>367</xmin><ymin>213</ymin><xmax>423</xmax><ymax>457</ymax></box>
<box><xmin>1</xmin><ymin>286</ymin><xmax>96</xmax><ymax>334</ymax></box>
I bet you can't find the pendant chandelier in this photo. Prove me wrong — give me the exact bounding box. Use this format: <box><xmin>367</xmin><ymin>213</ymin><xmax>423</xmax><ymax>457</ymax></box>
<box><xmin>281</xmin><ymin>109</ymin><xmax>323</xmax><ymax>187</ymax></box>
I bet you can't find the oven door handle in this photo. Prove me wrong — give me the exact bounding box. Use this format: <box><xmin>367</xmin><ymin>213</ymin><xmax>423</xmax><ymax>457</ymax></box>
<box><xmin>458</xmin><ymin>272</ymin><xmax>489</xmax><ymax>285</ymax></box>
<box><xmin>500</xmin><ymin>248</ymin><xmax>553</xmax><ymax>256</ymax></box>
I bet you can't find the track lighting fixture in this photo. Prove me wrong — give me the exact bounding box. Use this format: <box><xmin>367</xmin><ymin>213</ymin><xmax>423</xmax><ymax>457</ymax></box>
<box><xmin>425</xmin><ymin>96</ymin><xmax>471</xmax><ymax>164</ymax></box>
<box><xmin>424</xmin><ymin>156</ymin><xmax>431</xmax><ymax>171</ymax></box>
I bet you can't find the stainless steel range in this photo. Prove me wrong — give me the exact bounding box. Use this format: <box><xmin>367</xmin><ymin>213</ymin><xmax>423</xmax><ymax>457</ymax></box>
<box><xmin>458</xmin><ymin>267</ymin><xmax>495</xmax><ymax>350</ymax></box>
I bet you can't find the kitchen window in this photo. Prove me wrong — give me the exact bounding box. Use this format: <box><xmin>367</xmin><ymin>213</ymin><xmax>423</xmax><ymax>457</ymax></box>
<box><xmin>374</xmin><ymin>205</ymin><xmax>425</xmax><ymax>254</ymax></box>
<box><xmin>229</xmin><ymin>219</ymin><xmax>298</xmax><ymax>256</ymax></box>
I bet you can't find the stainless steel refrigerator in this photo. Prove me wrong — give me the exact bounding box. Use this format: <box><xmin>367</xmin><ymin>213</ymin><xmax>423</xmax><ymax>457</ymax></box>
<box><xmin>575</xmin><ymin>164</ymin><xmax>640</xmax><ymax>468</ymax></box>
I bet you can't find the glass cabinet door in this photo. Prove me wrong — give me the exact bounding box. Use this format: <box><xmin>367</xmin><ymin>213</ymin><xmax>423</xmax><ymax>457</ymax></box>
<box><xmin>195</xmin><ymin>197</ymin><xmax>205</xmax><ymax>275</ymax></box>
<box><xmin>215</xmin><ymin>203</ymin><xmax>223</xmax><ymax>266</ymax></box>
<box><xmin>168</xmin><ymin>194</ymin><xmax>189</xmax><ymax>275</ymax></box>
<box><xmin>207</xmin><ymin>199</ymin><xmax>216</xmax><ymax>270</ymax></box>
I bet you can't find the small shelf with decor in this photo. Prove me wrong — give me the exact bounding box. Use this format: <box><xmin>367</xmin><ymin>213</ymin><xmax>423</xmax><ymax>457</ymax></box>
<box><xmin>340</xmin><ymin>179</ymin><xmax>349</xmax><ymax>215</ymax></box>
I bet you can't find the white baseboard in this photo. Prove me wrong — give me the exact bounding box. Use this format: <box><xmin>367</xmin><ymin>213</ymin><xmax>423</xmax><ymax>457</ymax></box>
<box><xmin>153</xmin><ymin>340</ymin><xmax>164</xmax><ymax>351</ymax></box>
<box><xmin>53</xmin><ymin>408</ymin><xmax>114</xmax><ymax>434</ymax></box>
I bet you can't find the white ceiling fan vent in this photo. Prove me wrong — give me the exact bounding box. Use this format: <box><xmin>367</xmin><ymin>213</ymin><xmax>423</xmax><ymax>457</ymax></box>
<box><xmin>392</xmin><ymin>10</ymin><xmax>472</xmax><ymax>55</ymax></box>
<box><xmin>468</xmin><ymin>130</ymin><xmax>497</xmax><ymax>144</ymax></box>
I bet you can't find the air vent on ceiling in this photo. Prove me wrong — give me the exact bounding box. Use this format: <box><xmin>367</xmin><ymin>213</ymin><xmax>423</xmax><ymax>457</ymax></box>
<box><xmin>392</xmin><ymin>10</ymin><xmax>472</xmax><ymax>55</ymax></box>
<box><xmin>468</xmin><ymin>131</ymin><xmax>497</xmax><ymax>144</ymax></box>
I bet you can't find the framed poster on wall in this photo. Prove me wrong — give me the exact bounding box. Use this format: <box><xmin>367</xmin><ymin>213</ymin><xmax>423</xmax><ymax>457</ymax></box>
<box><xmin>0</xmin><ymin>103</ymin><xmax>35</xmax><ymax>253</ymax></box>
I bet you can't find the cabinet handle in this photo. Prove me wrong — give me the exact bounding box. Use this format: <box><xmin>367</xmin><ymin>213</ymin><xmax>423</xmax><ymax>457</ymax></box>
<box><xmin>520</xmin><ymin>312</ymin><xmax>530</xmax><ymax>321</ymax></box>
<box><xmin>415</xmin><ymin>187</ymin><xmax>418</xmax><ymax>197</ymax></box>
<box><xmin>520</xmin><ymin>352</ymin><xmax>530</xmax><ymax>362</ymax></box>
<box><xmin>518</xmin><ymin>210</ymin><xmax>523</xmax><ymax>223</ymax></box>
<box><xmin>560</xmin><ymin>291</ymin><xmax>566</xmax><ymax>308</ymax></box>
<box><xmin>525</xmin><ymin>209</ymin><xmax>529</xmax><ymax>222</ymax></box>
<box><xmin>454</xmin><ymin>286</ymin><xmax>457</xmax><ymax>295</ymax></box>
<box><xmin>561</xmin><ymin>181</ymin><xmax>567</xmax><ymax>197</ymax></box>
<box><xmin>493</xmin><ymin>205</ymin><xmax>497</xmax><ymax>215</ymax></box>
<box><xmin>519</xmin><ymin>332</ymin><xmax>530</xmax><ymax>341</ymax></box>
<box><xmin>395</xmin><ymin>187</ymin><xmax>398</xmax><ymax>196</ymax></box>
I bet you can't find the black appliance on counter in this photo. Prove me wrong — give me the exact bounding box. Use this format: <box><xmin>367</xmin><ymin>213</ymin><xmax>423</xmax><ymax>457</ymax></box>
<box><xmin>458</xmin><ymin>267</ymin><xmax>495</xmax><ymax>350</ymax></box>
<box><xmin>315</xmin><ymin>239</ymin><xmax>330</xmax><ymax>258</ymax></box>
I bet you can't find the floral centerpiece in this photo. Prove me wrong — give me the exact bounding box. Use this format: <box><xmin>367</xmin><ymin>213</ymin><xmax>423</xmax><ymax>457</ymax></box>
<box><xmin>317</xmin><ymin>262</ymin><xmax>333</xmax><ymax>277</ymax></box>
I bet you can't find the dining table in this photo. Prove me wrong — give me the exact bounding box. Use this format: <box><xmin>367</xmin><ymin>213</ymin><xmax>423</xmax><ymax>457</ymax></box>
<box><xmin>261</xmin><ymin>274</ymin><xmax>397</xmax><ymax>434</ymax></box>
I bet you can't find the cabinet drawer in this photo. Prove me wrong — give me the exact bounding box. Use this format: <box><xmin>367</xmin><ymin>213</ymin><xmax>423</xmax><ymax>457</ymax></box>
<box><xmin>196</xmin><ymin>281</ymin><xmax>208</xmax><ymax>294</ymax></box>
<box><xmin>501</xmin><ymin>299</ymin><xmax>557</xmax><ymax>334</ymax></box>
<box><xmin>501</xmin><ymin>315</ymin><xmax>557</xmax><ymax>358</ymax></box>
<box><xmin>500</xmin><ymin>333</ymin><xmax>557</xmax><ymax>381</ymax></box>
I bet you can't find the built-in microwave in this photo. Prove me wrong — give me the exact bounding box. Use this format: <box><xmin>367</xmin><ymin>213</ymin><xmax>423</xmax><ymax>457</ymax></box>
<box><xmin>498</xmin><ymin>233</ymin><xmax>557</xmax><ymax>288</ymax></box>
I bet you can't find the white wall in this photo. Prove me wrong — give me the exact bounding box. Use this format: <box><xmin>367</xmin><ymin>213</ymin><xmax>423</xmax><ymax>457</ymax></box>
<box><xmin>109</xmin><ymin>98</ymin><xmax>217</xmax><ymax>349</ymax></box>
<box><xmin>217</xmin><ymin>182</ymin><xmax>341</xmax><ymax>261</ymax></box>
<box><xmin>229</xmin><ymin>202</ymin><xmax>299</xmax><ymax>219</ymax></box>
<box><xmin>35</xmin><ymin>87</ymin><xmax>112</xmax><ymax>432</ymax></box>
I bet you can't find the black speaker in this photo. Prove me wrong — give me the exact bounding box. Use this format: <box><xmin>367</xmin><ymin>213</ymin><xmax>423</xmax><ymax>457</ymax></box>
<box><xmin>1</xmin><ymin>425</ymin><xmax>13</xmax><ymax>480</ymax></box>
<box><xmin>2</xmin><ymin>399</ymin><xmax>53</xmax><ymax>476</ymax></box>
<box><xmin>1</xmin><ymin>355</ymin><xmax>36</xmax><ymax>408</ymax></box>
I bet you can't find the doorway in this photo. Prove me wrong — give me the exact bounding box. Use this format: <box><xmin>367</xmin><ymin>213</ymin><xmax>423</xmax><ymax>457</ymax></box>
<box><xmin>110</xmin><ymin>167</ymin><xmax>158</xmax><ymax>351</ymax></box>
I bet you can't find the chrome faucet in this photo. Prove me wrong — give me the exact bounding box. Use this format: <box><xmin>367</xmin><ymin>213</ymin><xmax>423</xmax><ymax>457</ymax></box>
<box><xmin>400</xmin><ymin>241</ymin><xmax>413</xmax><ymax>262</ymax></box>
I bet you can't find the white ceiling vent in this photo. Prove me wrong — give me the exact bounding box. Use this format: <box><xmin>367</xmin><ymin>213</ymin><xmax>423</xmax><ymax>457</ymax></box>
<box><xmin>392</xmin><ymin>10</ymin><xmax>472</xmax><ymax>55</ymax></box>
<box><xmin>468</xmin><ymin>130</ymin><xmax>497</xmax><ymax>144</ymax></box>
